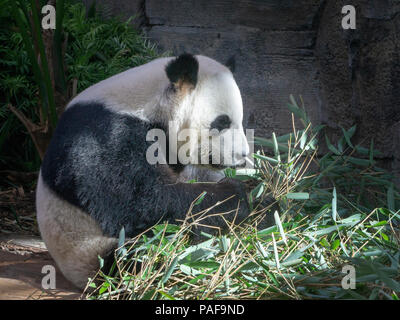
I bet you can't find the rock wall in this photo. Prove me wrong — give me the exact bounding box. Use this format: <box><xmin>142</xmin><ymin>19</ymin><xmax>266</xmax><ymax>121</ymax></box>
<box><xmin>83</xmin><ymin>0</ymin><xmax>400</xmax><ymax>182</ymax></box>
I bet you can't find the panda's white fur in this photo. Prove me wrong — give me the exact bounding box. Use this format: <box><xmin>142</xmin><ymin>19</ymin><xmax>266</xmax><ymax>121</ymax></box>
<box><xmin>36</xmin><ymin>54</ymin><xmax>252</xmax><ymax>289</ymax></box>
<box><xmin>67</xmin><ymin>55</ymin><xmax>249</xmax><ymax>170</ymax></box>
<box><xmin>37</xmin><ymin>174</ymin><xmax>118</xmax><ymax>289</ymax></box>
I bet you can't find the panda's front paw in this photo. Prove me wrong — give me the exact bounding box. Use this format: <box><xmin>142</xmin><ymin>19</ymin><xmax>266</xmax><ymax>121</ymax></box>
<box><xmin>251</xmin><ymin>195</ymin><xmax>279</xmax><ymax>229</ymax></box>
<box><xmin>259</xmin><ymin>195</ymin><xmax>278</xmax><ymax>212</ymax></box>
<box><xmin>252</xmin><ymin>194</ymin><xmax>280</xmax><ymax>217</ymax></box>
<box><xmin>218</xmin><ymin>177</ymin><xmax>247</xmax><ymax>198</ymax></box>
<box><xmin>218</xmin><ymin>177</ymin><xmax>244</xmax><ymax>188</ymax></box>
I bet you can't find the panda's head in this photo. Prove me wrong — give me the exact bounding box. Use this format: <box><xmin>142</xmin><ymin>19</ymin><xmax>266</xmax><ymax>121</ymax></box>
<box><xmin>162</xmin><ymin>54</ymin><xmax>250</xmax><ymax>169</ymax></box>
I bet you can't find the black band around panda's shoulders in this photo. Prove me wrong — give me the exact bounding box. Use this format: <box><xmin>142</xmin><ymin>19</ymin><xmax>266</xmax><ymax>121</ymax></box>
<box><xmin>41</xmin><ymin>101</ymin><xmax>170</xmax><ymax>237</ymax></box>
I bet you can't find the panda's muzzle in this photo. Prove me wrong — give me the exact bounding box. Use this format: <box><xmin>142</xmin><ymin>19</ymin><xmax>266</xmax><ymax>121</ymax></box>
<box><xmin>208</xmin><ymin>156</ymin><xmax>247</xmax><ymax>169</ymax></box>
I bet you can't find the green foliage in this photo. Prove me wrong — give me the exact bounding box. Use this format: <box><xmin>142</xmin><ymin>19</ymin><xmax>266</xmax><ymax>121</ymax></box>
<box><xmin>63</xmin><ymin>2</ymin><xmax>160</xmax><ymax>93</ymax></box>
<box><xmin>0</xmin><ymin>0</ymin><xmax>41</xmax><ymax>171</ymax></box>
<box><xmin>87</xmin><ymin>96</ymin><xmax>400</xmax><ymax>300</ymax></box>
<box><xmin>0</xmin><ymin>0</ymin><xmax>161</xmax><ymax>174</ymax></box>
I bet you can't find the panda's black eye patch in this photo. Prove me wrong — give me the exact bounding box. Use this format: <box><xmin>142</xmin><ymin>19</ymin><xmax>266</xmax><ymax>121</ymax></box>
<box><xmin>210</xmin><ymin>115</ymin><xmax>231</xmax><ymax>131</ymax></box>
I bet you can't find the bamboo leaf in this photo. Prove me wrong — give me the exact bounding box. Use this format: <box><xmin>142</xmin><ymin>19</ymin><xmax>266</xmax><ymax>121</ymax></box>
<box><xmin>332</xmin><ymin>187</ymin><xmax>338</xmax><ymax>222</ymax></box>
<box><xmin>325</xmin><ymin>135</ymin><xmax>340</xmax><ymax>155</ymax></box>
<box><xmin>271</xmin><ymin>233</ymin><xmax>280</xmax><ymax>269</ymax></box>
<box><xmin>272</xmin><ymin>132</ymin><xmax>280</xmax><ymax>162</ymax></box>
<box><xmin>158</xmin><ymin>290</ymin><xmax>176</xmax><ymax>300</ymax></box>
<box><xmin>340</xmin><ymin>125</ymin><xmax>356</xmax><ymax>148</ymax></box>
<box><xmin>274</xmin><ymin>211</ymin><xmax>287</xmax><ymax>245</ymax></box>
<box><xmin>194</xmin><ymin>192</ymin><xmax>207</xmax><ymax>206</ymax></box>
<box><xmin>369</xmin><ymin>138</ymin><xmax>374</xmax><ymax>165</ymax></box>
<box><xmin>253</xmin><ymin>153</ymin><xmax>279</xmax><ymax>165</ymax></box>
<box><xmin>286</xmin><ymin>192</ymin><xmax>310</xmax><ymax>200</ymax></box>
<box><xmin>161</xmin><ymin>256</ymin><xmax>179</xmax><ymax>284</ymax></box>
<box><xmin>251</xmin><ymin>182</ymin><xmax>265</xmax><ymax>200</ymax></box>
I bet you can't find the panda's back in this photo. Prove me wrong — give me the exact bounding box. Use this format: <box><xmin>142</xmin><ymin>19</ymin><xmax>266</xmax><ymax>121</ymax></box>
<box><xmin>66</xmin><ymin>57</ymin><xmax>171</xmax><ymax>116</ymax></box>
<box><xmin>66</xmin><ymin>55</ymin><xmax>229</xmax><ymax>117</ymax></box>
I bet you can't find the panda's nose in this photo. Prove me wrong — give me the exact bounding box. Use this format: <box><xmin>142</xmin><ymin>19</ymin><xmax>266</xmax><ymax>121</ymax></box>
<box><xmin>242</xmin><ymin>151</ymin><xmax>249</xmax><ymax>158</ymax></box>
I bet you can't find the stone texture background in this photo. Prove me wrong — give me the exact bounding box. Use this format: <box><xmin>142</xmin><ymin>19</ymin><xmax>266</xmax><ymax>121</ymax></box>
<box><xmin>83</xmin><ymin>0</ymin><xmax>400</xmax><ymax>183</ymax></box>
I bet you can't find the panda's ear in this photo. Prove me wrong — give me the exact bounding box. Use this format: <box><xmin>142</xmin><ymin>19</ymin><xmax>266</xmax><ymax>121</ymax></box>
<box><xmin>165</xmin><ymin>53</ymin><xmax>199</xmax><ymax>91</ymax></box>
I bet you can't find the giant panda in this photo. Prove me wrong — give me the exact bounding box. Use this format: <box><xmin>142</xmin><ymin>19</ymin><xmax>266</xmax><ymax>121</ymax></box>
<box><xmin>36</xmin><ymin>54</ymin><xmax>264</xmax><ymax>289</ymax></box>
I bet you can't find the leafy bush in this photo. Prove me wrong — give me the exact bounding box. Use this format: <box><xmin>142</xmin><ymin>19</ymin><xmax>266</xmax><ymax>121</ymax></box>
<box><xmin>63</xmin><ymin>2</ymin><xmax>160</xmax><ymax>93</ymax></box>
<box><xmin>0</xmin><ymin>0</ymin><xmax>161</xmax><ymax>175</ymax></box>
<box><xmin>86</xmin><ymin>96</ymin><xmax>400</xmax><ymax>300</ymax></box>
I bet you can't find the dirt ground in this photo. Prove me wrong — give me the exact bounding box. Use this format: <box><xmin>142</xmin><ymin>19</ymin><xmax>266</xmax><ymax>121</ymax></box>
<box><xmin>0</xmin><ymin>235</ymin><xmax>81</xmax><ymax>300</ymax></box>
<box><xmin>0</xmin><ymin>180</ymin><xmax>81</xmax><ymax>300</ymax></box>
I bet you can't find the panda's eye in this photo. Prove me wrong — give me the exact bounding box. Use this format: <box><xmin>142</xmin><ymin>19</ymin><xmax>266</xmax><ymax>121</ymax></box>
<box><xmin>210</xmin><ymin>115</ymin><xmax>231</xmax><ymax>131</ymax></box>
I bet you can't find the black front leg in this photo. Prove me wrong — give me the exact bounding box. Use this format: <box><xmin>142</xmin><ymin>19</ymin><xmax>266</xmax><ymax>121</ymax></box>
<box><xmin>164</xmin><ymin>178</ymin><xmax>251</xmax><ymax>238</ymax></box>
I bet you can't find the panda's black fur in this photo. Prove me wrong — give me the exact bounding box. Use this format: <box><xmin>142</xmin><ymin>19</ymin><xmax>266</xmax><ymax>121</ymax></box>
<box><xmin>41</xmin><ymin>101</ymin><xmax>250</xmax><ymax>239</ymax></box>
<box><xmin>165</xmin><ymin>53</ymin><xmax>199</xmax><ymax>87</ymax></box>
<box><xmin>37</xmin><ymin>54</ymin><xmax>274</xmax><ymax>288</ymax></box>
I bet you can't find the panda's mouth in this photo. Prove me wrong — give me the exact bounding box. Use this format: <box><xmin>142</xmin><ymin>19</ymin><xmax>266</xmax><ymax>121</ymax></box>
<box><xmin>207</xmin><ymin>157</ymin><xmax>247</xmax><ymax>170</ymax></box>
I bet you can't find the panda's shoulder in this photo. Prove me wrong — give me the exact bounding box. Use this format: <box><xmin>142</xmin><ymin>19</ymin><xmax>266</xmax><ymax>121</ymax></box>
<box><xmin>44</xmin><ymin>101</ymin><xmax>154</xmax><ymax>160</ymax></box>
<box><xmin>41</xmin><ymin>101</ymin><xmax>153</xmax><ymax>184</ymax></box>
